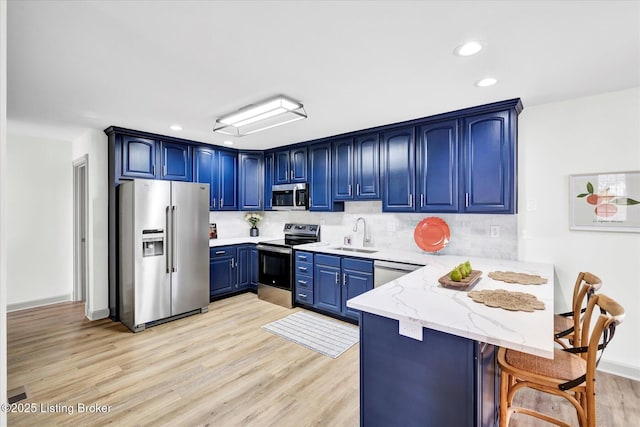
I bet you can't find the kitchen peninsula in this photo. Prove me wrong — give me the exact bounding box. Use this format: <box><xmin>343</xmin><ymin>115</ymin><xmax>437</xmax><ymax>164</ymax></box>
<box><xmin>297</xmin><ymin>243</ymin><xmax>554</xmax><ymax>427</ymax></box>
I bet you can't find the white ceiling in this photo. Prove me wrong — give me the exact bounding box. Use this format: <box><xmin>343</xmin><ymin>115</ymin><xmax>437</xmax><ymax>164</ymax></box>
<box><xmin>7</xmin><ymin>0</ymin><xmax>640</xmax><ymax>150</ymax></box>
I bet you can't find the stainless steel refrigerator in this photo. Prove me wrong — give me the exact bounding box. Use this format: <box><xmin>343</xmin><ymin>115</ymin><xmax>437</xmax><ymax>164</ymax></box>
<box><xmin>119</xmin><ymin>179</ymin><xmax>209</xmax><ymax>332</ymax></box>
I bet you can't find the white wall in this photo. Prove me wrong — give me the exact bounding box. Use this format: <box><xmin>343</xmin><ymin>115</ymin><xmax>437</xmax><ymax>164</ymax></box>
<box><xmin>6</xmin><ymin>133</ymin><xmax>74</xmax><ymax>308</ymax></box>
<box><xmin>72</xmin><ymin>129</ymin><xmax>109</xmax><ymax>319</ymax></box>
<box><xmin>518</xmin><ymin>87</ymin><xmax>640</xmax><ymax>379</ymax></box>
<box><xmin>1</xmin><ymin>0</ymin><xmax>8</xmax><ymax>422</ymax></box>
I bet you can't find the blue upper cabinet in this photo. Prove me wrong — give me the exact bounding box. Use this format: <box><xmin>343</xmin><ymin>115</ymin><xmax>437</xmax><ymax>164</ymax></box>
<box><xmin>354</xmin><ymin>133</ymin><xmax>380</xmax><ymax>199</ymax></box>
<box><xmin>332</xmin><ymin>138</ymin><xmax>354</xmax><ymax>201</ymax></box>
<box><xmin>309</xmin><ymin>142</ymin><xmax>341</xmax><ymax>211</ymax></box>
<box><xmin>239</xmin><ymin>152</ymin><xmax>263</xmax><ymax>211</ymax></box>
<box><xmin>218</xmin><ymin>150</ymin><xmax>238</xmax><ymax>210</ymax></box>
<box><xmin>416</xmin><ymin>120</ymin><xmax>459</xmax><ymax>212</ymax></box>
<box><xmin>275</xmin><ymin>146</ymin><xmax>307</xmax><ymax>184</ymax></box>
<box><xmin>263</xmin><ymin>152</ymin><xmax>274</xmax><ymax>210</ymax></box>
<box><xmin>121</xmin><ymin>136</ymin><xmax>158</xmax><ymax>179</ymax></box>
<box><xmin>161</xmin><ymin>141</ymin><xmax>191</xmax><ymax>181</ymax></box>
<box><xmin>193</xmin><ymin>147</ymin><xmax>218</xmax><ymax>210</ymax></box>
<box><xmin>461</xmin><ymin>109</ymin><xmax>515</xmax><ymax>213</ymax></box>
<box><xmin>381</xmin><ymin>127</ymin><xmax>416</xmax><ymax>212</ymax></box>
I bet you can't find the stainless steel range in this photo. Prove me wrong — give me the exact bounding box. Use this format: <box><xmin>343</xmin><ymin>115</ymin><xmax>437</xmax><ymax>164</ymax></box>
<box><xmin>256</xmin><ymin>223</ymin><xmax>320</xmax><ymax>308</ymax></box>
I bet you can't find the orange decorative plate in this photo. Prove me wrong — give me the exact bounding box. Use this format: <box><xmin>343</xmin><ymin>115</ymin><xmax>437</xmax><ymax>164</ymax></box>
<box><xmin>414</xmin><ymin>217</ymin><xmax>450</xmax><ymax>253</ymax></box>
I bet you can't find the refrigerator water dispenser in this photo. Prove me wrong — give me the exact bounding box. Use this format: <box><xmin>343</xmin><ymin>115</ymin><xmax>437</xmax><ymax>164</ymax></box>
<box><xmin>142</xmin><ymin>229</ymin><xmax>164</xmax><ymax>257</ymax></box>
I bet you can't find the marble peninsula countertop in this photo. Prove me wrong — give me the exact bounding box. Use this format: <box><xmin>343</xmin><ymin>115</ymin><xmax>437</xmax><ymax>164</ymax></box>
<box><xmin>296</xmin><ymin>242</ymin><xmax>555</xmax><ymax>359</ymax></box>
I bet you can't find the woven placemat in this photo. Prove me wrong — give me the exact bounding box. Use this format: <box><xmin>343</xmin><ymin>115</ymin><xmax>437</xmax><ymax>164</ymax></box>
<box><xmin>468</xmin><ymin>289</ymin><xmax>545</xmax><ymax>312</ymax></box>
<box><xmin>488</xmin><ymin>271</ymin><xmax>548</xmax><ymax>285</ymax></box>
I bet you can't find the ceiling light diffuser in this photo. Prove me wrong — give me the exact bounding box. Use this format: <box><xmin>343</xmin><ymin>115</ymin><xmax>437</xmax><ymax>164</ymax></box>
<box><xmin>475</xmin><ymin>77</ymin><xmax>498</xmax><ymax>87</ymax></box>
<box><xmin>223</xmin><ymin>140</ymin><xmax>234</xmax><ymax>146</ymax></box>
<box><xmin>169</xmin><ymin>124</ymin><xmax>183</xmax><ymax>131</ymax></box>
<box><xmin>214</xmin><ymin>95</ymin><xmax>307</xmax><ymax>137</ymax></box>
<box><xmin>455</xmin><ymin>41</ymin><xmax>483</xmax><ymax>56</ymax></box>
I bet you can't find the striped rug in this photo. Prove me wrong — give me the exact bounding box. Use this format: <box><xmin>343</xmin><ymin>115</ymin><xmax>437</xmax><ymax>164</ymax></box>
<box><xmin>262</xmin><ymin>311</ymin><xmax>359</xmax><ymax>358</ymax></box>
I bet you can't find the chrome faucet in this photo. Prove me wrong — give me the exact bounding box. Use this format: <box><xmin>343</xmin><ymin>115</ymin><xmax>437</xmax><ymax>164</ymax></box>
<box><xmin>353</xmin><ymin>217</ymin><xmax>371</xmax><ymax>247</ymax></box>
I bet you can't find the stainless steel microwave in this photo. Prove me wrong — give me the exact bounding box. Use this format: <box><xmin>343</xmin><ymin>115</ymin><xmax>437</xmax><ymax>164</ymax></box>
<box><xmin>272</xmin><ymin>183</ymin><xmax>308</xmax><ymax>210</ymax></box>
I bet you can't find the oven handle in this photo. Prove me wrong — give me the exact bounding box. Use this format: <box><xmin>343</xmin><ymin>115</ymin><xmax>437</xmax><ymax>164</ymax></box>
<box><xmin>256</xmin><ymin>244</ymin><xmax>292</xmax><ymax>255</ymax></box>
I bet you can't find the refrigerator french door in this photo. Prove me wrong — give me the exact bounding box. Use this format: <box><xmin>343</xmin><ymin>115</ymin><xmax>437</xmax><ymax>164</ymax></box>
<box><xmin>119</xmin><ymin>179</ymin><xmax>209</xmax><ymax>332</ymax></box>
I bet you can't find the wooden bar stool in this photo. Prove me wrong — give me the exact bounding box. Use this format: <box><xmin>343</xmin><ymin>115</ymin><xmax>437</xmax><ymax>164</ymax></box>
<box><xmin>554</xmin><ymin>272</ymin><xmax>602</xmax><ymax>349</ymax></box>
<box><xmin>498</xmin><ymin>292</ymin><xmax>625</xmax><ymax>427</ymax></box>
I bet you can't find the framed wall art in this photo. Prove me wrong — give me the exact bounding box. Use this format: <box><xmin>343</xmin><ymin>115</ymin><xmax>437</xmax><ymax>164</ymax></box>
<box><xmin>570</xmin><ymin>171</ymin><xmax>640</xmax><ymax>232</ymax></box>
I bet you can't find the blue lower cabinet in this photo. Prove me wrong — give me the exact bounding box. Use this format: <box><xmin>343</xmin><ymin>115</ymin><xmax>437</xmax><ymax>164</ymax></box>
<box><xmin>360</xmin><ymin>312</ymin><xmax>498</xmax><ymax>426</ymax></box>
<box><xmin>295</xmin><ymin>251</ymin><xmax>314</xmax><ymax>304</ymax></box>
<box><xmin>237</xmin><ymin>245</ymin><xmax>251</xmax><ymax>290</ymax></box>
<box><xmin>312</xmin><ymin>254</ymin><xmax>373</xmax><ymax>320</ymax></box>
<box><xmin>209</xmin><ymin>246</ymin><xmax>237</xmax><ymax>297</ymax></box>
<box><xmin>250</xmin><ymin>246</ymin><xmax>259</xmax><ymax>290</ymax></box>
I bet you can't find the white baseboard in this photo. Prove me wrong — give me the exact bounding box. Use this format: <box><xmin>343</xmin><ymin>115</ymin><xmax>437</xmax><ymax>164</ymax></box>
<box><xmin>598</xmin><ymin>360</ymin><xmax>640</xmax><ymax>382</ymax></box>
<box><xmin>87</xmin><ymin>308</ymin><xmax>110</xmax><ymax>320</ymax></box>
<box><xmin>7</xmin><ymin>294</ymin><xmax>72</xmax><ymax>312</ymax></box>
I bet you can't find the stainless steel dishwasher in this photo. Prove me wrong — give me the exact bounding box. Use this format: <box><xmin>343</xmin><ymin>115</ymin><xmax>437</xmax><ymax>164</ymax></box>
<box><xmin>373</xmin><ymin>260</ymin><xmax>423</xmax><ymax>288</ymax></box>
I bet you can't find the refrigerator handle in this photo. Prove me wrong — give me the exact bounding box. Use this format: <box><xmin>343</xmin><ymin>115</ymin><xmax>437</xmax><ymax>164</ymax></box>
<box><xmin>171</xmin><ymin>205</ymin><xmax>177</xmax><ymax>272</ymax></box>
<box><xmin>165</xmin><ymin>206</ymin><xmax>171</xmax><ymax>273</ymax></box>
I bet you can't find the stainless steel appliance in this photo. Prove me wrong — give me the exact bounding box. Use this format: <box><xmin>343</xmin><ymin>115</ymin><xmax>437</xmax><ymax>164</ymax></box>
<box><xmin>257</xmin><ymin>223</ymin><xmax>320</xmax><ymax>308</ymax></box>
<box><xmin>271</xmin><ymin>183</ymin><xmax>309</xmax><ymax>210</ymax></box>
<box><xmin>118</xmin><ymin>179</ymin><xmax>210</xmax><ymax>332</ymax></box>
<box><xmin>373</xmin><ymin>260</ymin><xmax>423</xmax><ymax>288</ymax></box>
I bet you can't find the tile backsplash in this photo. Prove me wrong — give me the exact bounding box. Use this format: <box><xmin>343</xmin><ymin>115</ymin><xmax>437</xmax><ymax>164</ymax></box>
<box><xmin>210</xmin><ymin>201</ymin><xmax>517</xmax><ymax>260</ymax></box>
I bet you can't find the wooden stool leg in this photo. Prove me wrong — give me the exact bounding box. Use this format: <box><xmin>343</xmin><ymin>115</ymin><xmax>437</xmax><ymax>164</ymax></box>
<box><xmin>500</xmin><ymin>370</ymin><xmax>510</xmax><ymax>427</ymax></box>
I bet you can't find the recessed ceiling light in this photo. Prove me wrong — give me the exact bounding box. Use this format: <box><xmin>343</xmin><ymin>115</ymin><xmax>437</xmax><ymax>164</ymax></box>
<box><xmin>169</xmin><ymin>124</ymin><xmax>183</xmax><ymax>131</ymax></box>
<box><xmin>475</xmin><ymin>77</ymin><xmax>498</xmax><ymax>87</ymax></box>
<box><xmin>223</xmin><ymin>140</ymin><xmax>234</xmax><ymax>146</ymax></box>
<box><xmin>454</xmin><ymin>41</ymin><xmax>483</xmax><ymax>57</ymax></box>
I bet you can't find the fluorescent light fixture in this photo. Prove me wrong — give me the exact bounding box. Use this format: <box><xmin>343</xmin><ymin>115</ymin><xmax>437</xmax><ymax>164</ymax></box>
<box><xmin>223</xmin><ymin>140</ymin><xmax>234</xmax><ymax>146</ymax></box>
<box><xmin>455</xmin><ymin>41</ymin><xmax>483</xmax><ymax>57</ymax></box>
<box><xmin>214</xmin><ymin>95</ymin><xmax>307</xmax><ymax>137</ymax></box>
<box><xmin>169</xmin><ymin>124</ymin><xmax>183</xmax><ymax>131</ymax></box>
<box><xmin>475</xmin><ymin>77</ymin><xmax>498</xmax><ymax>87</ymax></box>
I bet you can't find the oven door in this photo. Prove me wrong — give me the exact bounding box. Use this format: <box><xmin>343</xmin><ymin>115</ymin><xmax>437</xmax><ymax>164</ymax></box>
<box><xmin>257</xmin><ymin>245</ymin><xmax>292</xmax><ymax>290</ymax></box>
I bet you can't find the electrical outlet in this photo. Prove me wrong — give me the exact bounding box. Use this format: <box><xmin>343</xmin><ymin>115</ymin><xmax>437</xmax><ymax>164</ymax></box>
<box><xmin>490</xmin><ymin>225</ymin><xmax>500</xmax><ymax>238</ymax></box>
<box><xmin>399</xmin><ymin>319</ymin><xmax>423</xmax><ymax>341</ymax></box>
<box><xmin>526</xmin><ymin>199</ymin><xmax>537</xmax><ymax>211</ymax></box>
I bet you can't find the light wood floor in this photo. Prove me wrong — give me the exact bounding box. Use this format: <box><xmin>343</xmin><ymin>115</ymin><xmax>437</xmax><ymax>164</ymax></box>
<box><xmin>7</xmin><ymin>293</ymin><xmax>640</xmax><ymax>426</ymax></box>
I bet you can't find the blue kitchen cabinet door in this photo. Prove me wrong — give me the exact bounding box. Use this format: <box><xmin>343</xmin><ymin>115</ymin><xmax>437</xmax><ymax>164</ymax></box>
<box><xmin>239</xmin><ymin>152</ymin><xmax>264</xmax><ymax>210</ymax></box>
<box><xmin>274</xmin><ymin>147</ymin><xmax>307</xmax><ymax>184</ymax></box>
<box><xmin>308</xmin><ymin>142</ymin><xmax>334</xmax><ymax>211</ymax></box>
<box><xmin>218</xmin><ymin>150</ymin><xmax>238</xmax><ymax>210</ymax></box>
<box><xmin>193</xmin><ymin>147</ymin><xmax>218</xmax><ymax>210</ymax></box>
<box><xmin>236</xmin><ymin>245</ymin><xmax>251</xmax><ymax>290</ymax></box>
<box><xmin>416</xmin><ymin>120</ymin><xmax>459</xmax><ymax>212</ymax></box>
<box><xmin>341</xmin><ymin>258</ymin><xmax>373</xmax><ymax>321</ymax></box>
<box><xmin>332</xmin><ymin>138</ymin><xmax>354</xmax><ymax>200</ymax></box>
<box><xmin>381</xmin><ymin>127</ymin><xmax>416</xmax><ymax>212</ymax></box>
<box><xmin>209</xmin><ymin>247</ymin><xmax>237</xmax><ymax>297</ymax></box>
<box><xmin>250</xmin><ymin>246</ymin><xmax>259</xmax><ymax>290</ymax></box>
<box><xmin>354</xmin><ymin>133</ymin><xmax>380</xmax><ymax>199</ymax></box>
<box><xmin>263</xmin><ymin>152</ymin><xmax>274</xmax><ymax>210</ymax></box>
<box><xmin>121</xmin><ymin>136</ymin><xmax>158</xmax><ymax>179</ymax></box>
<box><xmin>461</xmin><ymin>110</ymin><xmax>514</xmax><ymax>213</ymax></box>
<box><xmin>161</xmin><ymin>141</ymin><xmax>191</xmax><ymax>181</ymax></box>
<box><xmin>314</xmin><ymin>254</ymin><xmax>341</xmax><ymax>315</ymax></box>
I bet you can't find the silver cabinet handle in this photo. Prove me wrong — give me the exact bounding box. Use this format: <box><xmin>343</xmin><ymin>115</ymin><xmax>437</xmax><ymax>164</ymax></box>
<box><xmin>465</xmin><ymin>192</ymin><xmax>469</xmax><ymax>207</ymax></box>
<box><xmin>298</xmin><ymin>293</ymin><xmax>307</xmax><ymax>298</ymax></box>
<box><xmin>420</xmin><ymin>194</ymin><xmax>424</xmax><ymax>207</ymax></box>
<box><xmin>298</xmin><ymin>255</ymin><xmax>307</xmax><ymax>260</ymax></box>
<box><xmin>230</xmin><ymin>258</ymin><xmax>235</xmax><ymax>269</ymax></box>
<box><xmin>298</xmin><ymin>279</ymin><xmax>307</xmax><ymax>285</ymax></box>
<box><xmin>408</xmin><ymin>194</ymin><xmax>413</xmax><ymax>207</ymax></box>
<box><xmin>298</xmin><ymin>266</ymin><xmax>307</xmax><ymax>272</ymax></box>
<box><xmin>290</xmin><ymin>170</ymin><xmax>293</xmax><ymax>180</ymax></box>
<box><xmin>335</xmin><ymin>272</ymin><xmax>339</xmax><ymax>284</ymax></box>
<box><xmin>343</xmin><ymin>273</ymin><xmax>347</xmax><ymax>286</ymax></box>
<box><xmin>212</xmin><ymin>198</ymin><xmax>216</xmax><ymax>209</ymax></box>
<box><xmin>348</xmin><ymin>184</ymin><xmax>352</xmax><ymax>196</ymax></box>
<box><xmin>153</xmin><ymin>164</ymin><xmax>156</xmax><ymax>176</ymax></box>
<box><xmin>220</xmin><ymin>198</ymin><xmax>223</xmax><ymax>208</ymax></box>
<box><xmin>215</xmin><ymin>250</ymin><xmax>225</xmax><ymax>255</ymax></box>
<box><xmin>357</xmin><ymin>183</ymin><xmax>361</xmax><ymax>196</ymax></box>
<box><xmin>163</xmin><ymin>164</ymin><xmax>167</xmax><ymax>176</ymax></box>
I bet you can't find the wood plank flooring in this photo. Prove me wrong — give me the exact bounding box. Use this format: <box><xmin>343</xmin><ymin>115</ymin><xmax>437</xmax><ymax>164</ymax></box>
<box><xmin>7</xmin><ymin>293</ymin><xmax>640</xmax><ymax>426</ymax></box>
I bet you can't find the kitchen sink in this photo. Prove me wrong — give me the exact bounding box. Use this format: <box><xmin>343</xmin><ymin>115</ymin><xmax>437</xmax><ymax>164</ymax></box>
<box><xmin>333</xmin><ymin>246</ymin><xmax>379</xmax><ymax>254</ymax></box>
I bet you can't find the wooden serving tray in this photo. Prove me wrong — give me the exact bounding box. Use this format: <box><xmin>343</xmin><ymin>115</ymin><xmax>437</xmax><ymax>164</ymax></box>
<box><xmin>438</xmin><ymin>270</ymin><xmax>482</xmax><ymax>290</ymax></box>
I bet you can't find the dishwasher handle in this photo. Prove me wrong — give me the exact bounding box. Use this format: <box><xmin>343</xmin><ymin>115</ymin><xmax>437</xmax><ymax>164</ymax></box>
<box><xmin>373</xmin><ymin>260</ymin><xmax>423</xmax><ymax>273</ymax></box>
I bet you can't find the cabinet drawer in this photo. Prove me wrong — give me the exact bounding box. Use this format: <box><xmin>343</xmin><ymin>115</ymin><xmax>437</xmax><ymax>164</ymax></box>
<box><xmin>295</xmin><ymin>261</ymin><xmax>313</xmax><ymax>275</ymax></box>
<box><xmin>295</xmin><ymin>276</ymin><xmax>313</xmax><ymax>291</ymax></box>
<box><xmin>315</xmin><ymin>253</ymin><xmax>341</xmax><ymax>267</ymax></box>
<box><xmin>295</xmin><ymin>251</ymin><xmax>313</xmax><ymax>262</ymax></box>
<box><xmin>343</xmin><ymin>257</ymin><xmax>373</xmax><ymax>273</ymax></box>
<box><xmin>210</xmin><ymin>246</ymin><xmax>235</xmax><ymax>258</ymax></box>
<box><xmin>295</xmin><ymin>289</ymin><xmax>314</xmax><ymax>305</ymax></box>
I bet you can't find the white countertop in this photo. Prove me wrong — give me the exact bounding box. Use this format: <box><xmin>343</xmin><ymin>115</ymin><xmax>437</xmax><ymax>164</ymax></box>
<box><xmin>209</xmin><ymin>236</ymin><xmax>280</xmax><ymax>247</ymax></box>
<box><xmin>297</xmin><ymin>242</ymin><xmax>555</xmax><ymax>359</ymax></box>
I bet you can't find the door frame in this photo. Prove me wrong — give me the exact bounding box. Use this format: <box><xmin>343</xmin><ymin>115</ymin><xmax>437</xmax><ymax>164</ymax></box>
<box><xmin>73</xmin><ymin>155</ymin><xmax>89</xmax><ymax>315</ymax></box>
